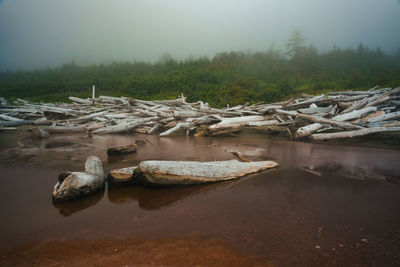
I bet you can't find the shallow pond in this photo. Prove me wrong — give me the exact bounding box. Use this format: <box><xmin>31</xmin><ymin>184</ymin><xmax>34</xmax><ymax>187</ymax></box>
<box><xmin>0</xmin><ymin>132</ymin><xmax>399</xmax><ymax>265</ymax></box>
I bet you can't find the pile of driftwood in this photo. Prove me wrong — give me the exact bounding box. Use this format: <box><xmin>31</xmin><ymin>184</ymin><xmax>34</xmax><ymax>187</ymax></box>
<box><xmin>1</xmin><ymin>85</ymin><xmax>400</xmax><ymax>141</ymax></box>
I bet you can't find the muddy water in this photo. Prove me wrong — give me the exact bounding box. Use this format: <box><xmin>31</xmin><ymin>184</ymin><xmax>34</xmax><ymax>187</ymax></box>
<box><xmin>0</xmin><ymin>132</ymin><xmax>400</xmax><ymax>265</ymax></box>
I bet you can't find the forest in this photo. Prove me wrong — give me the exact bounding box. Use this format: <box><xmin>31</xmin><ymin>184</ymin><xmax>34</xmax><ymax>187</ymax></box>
<box><xmin>1</xmin><ymin>31</ymin><xmax>400</xmax><ymax>108</ymax></box>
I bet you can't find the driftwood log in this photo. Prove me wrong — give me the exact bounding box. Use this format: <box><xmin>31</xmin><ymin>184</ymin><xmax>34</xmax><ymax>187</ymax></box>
<box><xmin>107</xmin><ymin>144</ymin><xmax>137</xmax><ymax>155</ymax></box>
<box><xmin>52</xmin><ymin>156</ymin><xmax>105</xmax><ymax>201</ymax></box>
<box><xmin>135</xmin><ymin>159</ymin><xmax>279</xmax><ymax>185</ymax></box>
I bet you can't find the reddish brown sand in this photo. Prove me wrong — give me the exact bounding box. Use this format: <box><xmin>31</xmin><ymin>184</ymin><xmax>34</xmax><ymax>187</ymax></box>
<box><xmin>0</xmin><ymin>133</ymin><xmax>399</xmax><ymax>266</ymax></box>
<box><xmin>0</xmin><ymin>238</ymin><xmax>267</xmax><ymax>266</ymax></box>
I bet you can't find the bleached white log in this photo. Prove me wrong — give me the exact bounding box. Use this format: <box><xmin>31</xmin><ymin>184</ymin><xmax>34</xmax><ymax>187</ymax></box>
<box><xmin>160</xmin><ymin>122</ymin><xmax>191</xmax><ymax>136</ymax></box>
<box><xmin>136</xmin><ymin>104</ymin><xmax>171</xmax><ymax>118</ymax></box>
<box><xmin>0</xmin><ymin>114</ymin><xmax>23</xmax><ymax>121</ymax></box>
<box><xmin>148</xmin><ymin>123</ymin><xmax>161</xmax><ymax>134</ymax></box>
<box><xmin>333</xmin><ymin>106</ymin><xmax>377</xmax><ymax>121</ymax></box>
<box><xmin>103</xmin><ymin>114</ymin><xmax>133</xmax><ymax>120</ymax></box>
<box><xmin>310</xmin><ymin>127</ymin><xmax>400</xmax><ymax>141</ymax></box>
<box><xmin>136</xmin><ymin>159</ymin><xmax>279</xmax><ymax>185</ymax></box>
<box><xmin>33</xmin><ymin>117</ymin><xmax>53</xmax><ymax>126</ymax></box>
<box><xmin>295</xmin><ymin>106</ymin><xmax>377</xmax><ymax>138</ymax></box>
<box><xmin>248</xmin><ymin>120</ymin><xmax>279</xmax><ymax>126</ymax></box>
<box><xmin>173</xmin><ymin>110</ymin><xmax>204</xmax><ymax>118</ymax></box>
<box><xmin>274</xmin><ymin>115</ymin><xmax>285</xmax><ymax>123</ymax></box>
<box><xmin>53</xmin><ymin>156</ymin><xmax>105</xmax><ymax>201</ymax></box>
<box><xmin>99</xmin><ymin>95</ymin><xmax>130</xmax><ymax>105</ymax></box>
<box><xmin>285</xmin><ymin>94</ymin><xmax>325</xmax><ymax>109</ymax></box>
<box><xmin>69</xmin><ymin>97</ymin><xmax>92</xmax><ymax>105</ymax></box>
<box><xmin>92</xmin><ymin>117</ymin><xmax>156</xmax><ymax>134</ymax></box>
<box><xmin>72</xmin><ymin>111</ymin><xmax>108</xmax><ymax>122</ymax></box>
<box><xmin>276</xmin><ymin>109</ymin><xmax>298</xmax><ymax>116</ymax></box>
<box><xmin>86</xmin><ymin>122</ymin><xmax>107</xmax><ymax>131</ymax></box>
<box><xmin>365</xmin><ymin>96</ymin><xmax>390</xmax><ymax>107</ymax></box>
<box><xmin>186</xmin><ymin>115</ymin><xmax>220</xmax><ymax>125</ymax></box>
<box><xmin>366</xmin><ymin>111</ymin><xmax>400</xmax><ymax>123</ymax></box>
<box><xmin>209</xmin><ymin>115</ymin><xmax>265</xmax><ymax>130</ymax></box>
<box><xmin>296</xmin><ymin>114</ymin><xmax>364</xmax><ymax>130</ymax></box>
<box><xmin>298</xmin><ymin>106</ymin><xmax>332</xmax><ymax>115</ymax></box>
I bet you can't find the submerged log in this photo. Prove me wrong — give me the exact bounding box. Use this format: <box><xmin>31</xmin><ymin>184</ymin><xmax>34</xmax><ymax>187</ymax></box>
<box><xmin>135</xmin><ymin>159</ymin><xmax>279</xmax><ymax>185</ymax></box>
<box><xmin>52</xmin><ymin>156</ymin><xmax>105</xmax><ymax>201</ymax></box>
<box><xmin>107</xmin><ymin>144</ymin><xmax>137</xmax><ymax>155</ymax></box>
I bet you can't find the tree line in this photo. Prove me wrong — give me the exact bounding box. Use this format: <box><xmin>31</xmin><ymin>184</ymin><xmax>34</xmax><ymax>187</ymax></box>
<box><xmin>1</xmin><ymin>31</ymin><xmax>399</xmax><ymax>107</ymax></box>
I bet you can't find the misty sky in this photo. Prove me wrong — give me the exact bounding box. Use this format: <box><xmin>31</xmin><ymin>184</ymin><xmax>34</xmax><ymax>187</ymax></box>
<box><xmin>0</xmin><ymin>0</ymin><xmax>399</xmax><ymax>70</ymax></box>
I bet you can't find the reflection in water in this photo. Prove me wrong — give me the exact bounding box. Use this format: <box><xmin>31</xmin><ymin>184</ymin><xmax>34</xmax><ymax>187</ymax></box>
<box><xmin>108</xmin><ymin>180</ymin><xmax>240</xmax><ymax>210</ymax></box>
<box><xmin>303</xmin><ymin>163</ymin><xmax>387</xmax><ymax>181</ymax></box>
<box><xmin>52</xmin><ymin>189</ymin><xmax>105</xmax><ymax>217</ymax></box>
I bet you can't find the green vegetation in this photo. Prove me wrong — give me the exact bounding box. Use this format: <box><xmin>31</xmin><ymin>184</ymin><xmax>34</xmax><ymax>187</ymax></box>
<box><xmin>1</xmin><ymin>32</ymin><xmax>399</xmax><ymax>107</ymax></box>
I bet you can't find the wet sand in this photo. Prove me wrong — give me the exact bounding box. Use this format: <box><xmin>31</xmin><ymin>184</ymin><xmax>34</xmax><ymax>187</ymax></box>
<box><xmin>0</xmin><ymin>132</ymin><xmax>400</xmax><ymax>266</ymax></box>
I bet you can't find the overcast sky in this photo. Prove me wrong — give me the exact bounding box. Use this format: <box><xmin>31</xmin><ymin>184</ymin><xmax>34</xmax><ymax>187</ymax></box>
<box><xmin>0</xmin><ymin>0</ymin><xmax>399</xmax><ymax>70</ymax></box>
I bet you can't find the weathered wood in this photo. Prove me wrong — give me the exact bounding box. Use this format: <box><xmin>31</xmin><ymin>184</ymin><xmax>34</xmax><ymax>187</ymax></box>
<box><xmin>0</xmin><ymin>114</ymin><xmax>23</xmax><ymax>121</ymax></box>
<box><xmin>69</xmin><ymin>97</ymin><xmax>92</xmax><ymax>105</ymax></box>
<box><xmin>160</xmin><ymin>122</ymin><xmax>190</xmax><ymax>136</ymax></box>
<box><xmin>136</xmin><ymin>159</ymin><xmax>279</xmax><ymax>185</ymax></box>
<box><xmin>108</xmin><ymin>166</ymin><xmax>138</xmax><ymax>185</ymax></box>
<box><xmin>309</xmin><ymin>127</ymin><xmax>400</xmax><ymax>141</ymax></box>
<box><xmin>366</xmin><ymin>111</ymin><xmax>400</xmax><ymax>123</ymax></box>
<box><xmin>93</xmin><ymin>117</ymin><xmax>156</xmax><ymax>134</ymax></box>
<box><xmin>295</xmin><ymin>106</ymin><xmax>377</xmax><ymax>139</ymax></box>
<box><xmin>209</xmin><ymin>115</ymin><xmax>265</xmax><ymax>130</ymax></box>
<box><xmin>0</xmin><ymin>120</ymin><xmax>33</xmax><ymax>127</ymax></box>
<box><xmin>248</xmin><ymin>120</ymin><xmax>279</xmax><ymax>126</ymax></box>
<box><xmin>72</xmin><ymin>111</ymin><xmax>108</xmax><ymax>122</ymax></box>
<box><xmin>296</xmin><ymin>114</ymin><xmax>364</xmax><ymax>130</ymax></box>
<box><xmin>53</xmin><ymin>156</ymin><xmax>105</xmax><ymax>201</ymax></box>
<box><xmin>107</xmin><ymin>144</ymin><xmax>137</xmax><ymax>155</ymax></box>
<box><xmin>99</xmin><ymin>95</ymin><xmax>130</xmax><ymax>105</ymax></box>
<box><xmin>227</xmin><ymin>151</ymin><xmax>251</xmax><ymax>162</ymax></box>
<box><xmin>298</xmin><ymin>105</ymin><xmax>332</xmax><ymax>115</ymax></box>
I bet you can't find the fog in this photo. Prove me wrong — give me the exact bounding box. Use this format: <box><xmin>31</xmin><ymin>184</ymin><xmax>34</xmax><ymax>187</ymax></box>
<box><xmin>0</xmin><ymin>0</ymin><xmax>399</xmax><ymax>70</ymax></box>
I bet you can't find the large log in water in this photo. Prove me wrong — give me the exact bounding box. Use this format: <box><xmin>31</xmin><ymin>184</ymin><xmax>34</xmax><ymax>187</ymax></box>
<box><xmin>53</xmin><ymin>156</ymin><xmax>105</xmax><ymax>201</ymax></box>
<box><xmin>136</xmin><ymin>159</ymin><xmax>279</xmax><ymax>185</ymax></box>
